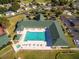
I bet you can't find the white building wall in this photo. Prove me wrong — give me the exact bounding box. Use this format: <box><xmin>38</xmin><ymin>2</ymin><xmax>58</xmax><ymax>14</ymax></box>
<box><xmin>21</xmin><ymin>41</ymin><xmax>47</xmax><ymax>48</ymax></box>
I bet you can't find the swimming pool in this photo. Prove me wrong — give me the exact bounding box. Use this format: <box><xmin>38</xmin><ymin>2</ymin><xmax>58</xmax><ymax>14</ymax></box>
<box><xmin>16</xmin><ymin>45</ymin><xmax>20</xmax><ymax>48</ymax></box>
<box><xmin>24</xmin><ymin>32</ymin><xmax>45</xmax><ymax>41</ymax></box>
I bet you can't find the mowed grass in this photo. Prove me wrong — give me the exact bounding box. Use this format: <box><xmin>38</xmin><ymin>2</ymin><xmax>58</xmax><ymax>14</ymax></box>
<box><xmin>57</xmin><ymin>17</ymin><xmax>76</xmax><ymax>48</ymax></box>
<box><xmin>36</xmin><ymin>0</ymin><xmax>46</xmax><ymax>3</ymax></box>
<box><xmin>23</xmin><ymin>0</ymin><xmax>51</xmax><ymax>4</ymax></box>
<box><xmin>8</xmin><ymin>14</ymin><xmax>26</xmax><ymax>24</ymax></box>
<box><xmin>36</xmin><ymin>0</ymin><xmax>51</xmax><ymax>3</ymax></box>
<box><xmin>0</xmin><ymin>45</ymin><xmax>11</xmax><ymax>55</ymax></box>
<box><xmin>57</xmin><ymin>52</ymin><xmax>79</xmax><ymax>59</ymax></box>
<box><xmin>66</xmin><ymin>33</ymin><xmax>76</xmax><ymax>48</ymax></box>
<box><xmin>17</xmin><ymin>50</ymin><xmax>79</xmax><ymax>59</ymax></box>
<box><xmin>0</xmin><ymin>47</ymin><xmax>79</xmax><ymax>59</ymax></box>
<box><xmin>6</xmin><ymin>14</ymin><xmax>26</xmax><ymax>35</ymax></box>
<box><xmin>0</xmin><ymin>49</ymin><xmax>15</xmax><ymax>59</ymax></box>
<box><xmin>0</xmin><ymin>45</ymin><xmax>15</xmax><ymax>59</ymax></box>
<box><xmin>23</xmin><ymin>0</ymin><xmax>32</xmax><ymax>4</ymax></box>
<box><xmin>17</xmin><ymin>50</ymin><xmax>58</xmax><ymax>59</ymax></box>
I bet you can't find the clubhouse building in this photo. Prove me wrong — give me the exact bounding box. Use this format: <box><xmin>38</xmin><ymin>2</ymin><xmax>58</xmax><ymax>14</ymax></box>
<box><xmin>12</xmin><ymin>19</ymin><xmax>69</xmax><ymax>52</ymax></box>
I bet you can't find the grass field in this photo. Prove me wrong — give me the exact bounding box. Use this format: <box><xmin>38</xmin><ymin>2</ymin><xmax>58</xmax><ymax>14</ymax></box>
<box><xmin>57</xmin><ymin>52</ymin><xmax>79</xmax><ymax>59</ymax></box>
<box><xmin>23</xmin><ymin>0</ymin><xmax>32</xmax><ymax>4</ymax></box>
<box><xmin>0</xmin><ymin>45</ymin><xmax>11</xmax><ymax>55</ymax></box>
<box><xmin>57</xmin><ymin>17</ymin><xmax>76</xmax><ymax>48</ymax></box>
<box><xmin>17</xmin><ymin>50</ymin><xmax>59</xmax><ymax>59</ymax></box>
<box><xmin>0</xmin><ymin>45</ymin><xmax>15</xmax><ymax>59</ymax></box>
<box><xmin>6</xmin><ymin>14</ymin><xmax>26</xmax><ymax>39</ymax></box>
<box><xmin>23</xmin><ymin>0</ymin><xmax>51</xmax><ymax>4</ymax></box>
<box><xmin>35</xmin><ymin>0</ymin><xmax>46</xmax><ymax>3</ymax></box>
<box><xmin>0</xmin><ymin>49</ymin><xmax>15</xmax><ymax>59</ymax></box>
<box><xmin>66</xmin><ymin>32</ymin><xmax>76</xmax><ymax>48</ymax></box>
<box><xmin>0</xmin><ymin>46</ymin><xmax>79</xmax><ymax>59</ymax></box>
<box><xmin>16</xmin><ymin>50</ymin><xmax>79</xmax><ymax>59</ymax></box>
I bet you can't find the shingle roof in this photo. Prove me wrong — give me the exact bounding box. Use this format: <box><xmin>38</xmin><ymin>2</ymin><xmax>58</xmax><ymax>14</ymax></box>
<box><xmin>0</xmin><ymin>35</ymin><xmax>10</xmax><ymax>47</ymax></box>
<box><xmin>15</xmin><ymin>20</ymin><xmax>69</xmax><ymax>46</ymax></box>
<box><xmin>16</xmin><ymin>20</ymin><xmax>53</xmax><ymax>31</ymax></box>
<box><xmin>52</xmin><ymin>21</ymin><xmax>69</xmax><ymax>46</ymax></box>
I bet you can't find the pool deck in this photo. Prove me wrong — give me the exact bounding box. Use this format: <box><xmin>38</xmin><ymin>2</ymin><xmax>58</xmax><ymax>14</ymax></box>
<box><xmin>12</xmin><ymin>28</ymin><xmax>51</xmax><ymax>52</ymax></box>
<box><xmin>24</xmin><ymin>28</ymin><xmax>45</xmax><ymax>32</ymax></box>
<box><xmin>12</xmin><ymin>43</ymin><xmax>52</xmax><ymax>52</ymax></box>
<box><xmin>17</xmin><ymin>28</ymin><xmax>45</xmax><ymax>34</ymax></box>
<box><xmin>18</xmin><ymin>28</ymin><xmax>46</xmax><ymax>42</ymax></box>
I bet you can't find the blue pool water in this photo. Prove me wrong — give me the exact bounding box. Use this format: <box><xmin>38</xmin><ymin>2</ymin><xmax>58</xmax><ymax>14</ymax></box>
<box><xmin>16</xmin><ymin>45</ymin><xmax>20</xmax><ymax>48</ymax></box>
<box><xmin>24</xmin><ymin>32</ymin><xmax>45</xmax><ymax>41</ymax></box>
<box><xmin>24</xmin><ymin>31</ymin><xmax>53</xmax><ymax>46</ymax></box>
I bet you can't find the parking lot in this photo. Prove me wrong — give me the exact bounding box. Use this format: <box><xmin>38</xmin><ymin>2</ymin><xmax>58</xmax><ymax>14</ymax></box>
<box><xmin>60</xmin><ymin>16</ymin><xmax>79</xmax><ymax>47</ymax></box>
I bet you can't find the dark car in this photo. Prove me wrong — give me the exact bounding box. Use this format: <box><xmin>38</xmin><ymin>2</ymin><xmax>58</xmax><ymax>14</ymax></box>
<box><xmin>67</xmin><ymin>20</ymin><xmax>75</xmax><ymax>27</ymax></box>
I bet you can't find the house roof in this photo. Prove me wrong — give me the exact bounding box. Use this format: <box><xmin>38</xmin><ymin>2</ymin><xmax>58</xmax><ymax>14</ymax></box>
<box><xmin>15</xmin><ymin>20</ymin><xmax>69</xmax><ymax>46</ymax></box>
<box><xmin>52</xmin><ymin>21</ymin><xmax>69</xmax><ymax>46</ymax></box>
<box><xmin>0</xmin><ymin>35</ymin><xmax>10</xmax><ymax>47</ymax></box>
<box><xmin>16</xmin><ymin>20</ymin><xmax>53</xmax><ymax>31</ymax></box>
<box><xmin>6</xmin><ymin>11</ymin><xmax>15</xmax><ymax>14</ymax></box>
<box><xmin>0</xmin><ymin>26</ymin><xmax>5</xmax><ymax>36</ymax></box>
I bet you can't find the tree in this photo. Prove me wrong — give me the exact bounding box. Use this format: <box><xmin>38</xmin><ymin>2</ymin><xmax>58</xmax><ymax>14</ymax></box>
<box><xmin>0</xmin><ymin>0</ymin><xmax>20</xmax><ymax>4</ymax></box>
<box><xmin>76</xmin><ymin>10</ymin><xmax>79</xmax><ymax>14</ymax></box>
<box><xmin>51</xmin><ymin>0</ymin><xmax>75</xmax><ymax>6</ymax></box>
<box><xmin>0</xmin><ymin>7</ymin><xmax>7</xmax><ymax>14</ymax></box>
<box><xmin>9</xmin><ymin>2</ymin><xmax>20</xmax><ymax>12</ymax></box>
<box><xmin>51</xmin><ymin>0</ymin><xmax>58</xmax><ymax>6</ymax></box>
<box><xmin>68</xmin><ymin>0</ymin><xmax>75</xmax><ymax>9</ymax></box>
<box><xmin>54</xmin><ymin>8</ymin><xmax>63</xmax><ymax>17</ymax></box>
<box><xmin>51</xmin><ymin>0</ymin><xmax>57</xmax><ymax>3</ymax></box>
<box><xmin>0</xmin><ymin>17</ymin><xmax>10</xmax><ymax>28</ymax></box>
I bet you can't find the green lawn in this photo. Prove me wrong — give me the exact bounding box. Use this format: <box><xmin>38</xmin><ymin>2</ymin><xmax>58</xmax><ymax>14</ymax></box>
<box><xmin>17</xmin><ymin>50</ymin><xmax>58</xmax><ymax>59</ymax></box>
<box><xmin>0</xmin><ymin>45</ymin><xmax>11</xmax><ymax>55</ymax></box>
<box><xmin>23</xmin><ymin>0</ymin><xmax>32</xmax><ymax>4</ymax></box>
<box><xmin>23</xmin><ymin>0</ymin><xmax>51</xmax><ymax>4</ymax></box>
<box><xmin>0</xmin><ymin>49</ymin><xmax>15</xmax><ymax>59</ymax></box>
<box><xmin>36</xmin><ymin>0</ymin><xmax>46</xmax><ymax>3</ymax></box>
<box><xmin>36</xmin><ymin>0</ymin><xmax>51</xmax><ymax>3</ymax></box>
<box><xmin>17</xmin><ymin>50</ymin><xmax>79</xmax><ymax>59</ymax></box>
<box><xmin>57</xmin><ymin>52</ymin><xmax>79</xmax><ymax>59</ymax></box>
<box><xmin>66</xmin><ymin>33</ymin><xmax>76</xmax><ymax>48</ymax></box>
<box><xmin>0</xmin><ymin>45</ymin><xmax>15</xmax><ymax>59</ymax></box>
<box><xmin>1</xmin><ymin>47</ymin><xmax>79</xmax><ymax>59</ymax></box>
<box><xmin>6</xmin><ymin>14</ymin><xmax>26</xmax><ymax>39</ymax></box>
<box><xmin>57</xmin><ymin>17</ymin><xmax>76</xmax><ymax>48</ymax></box>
